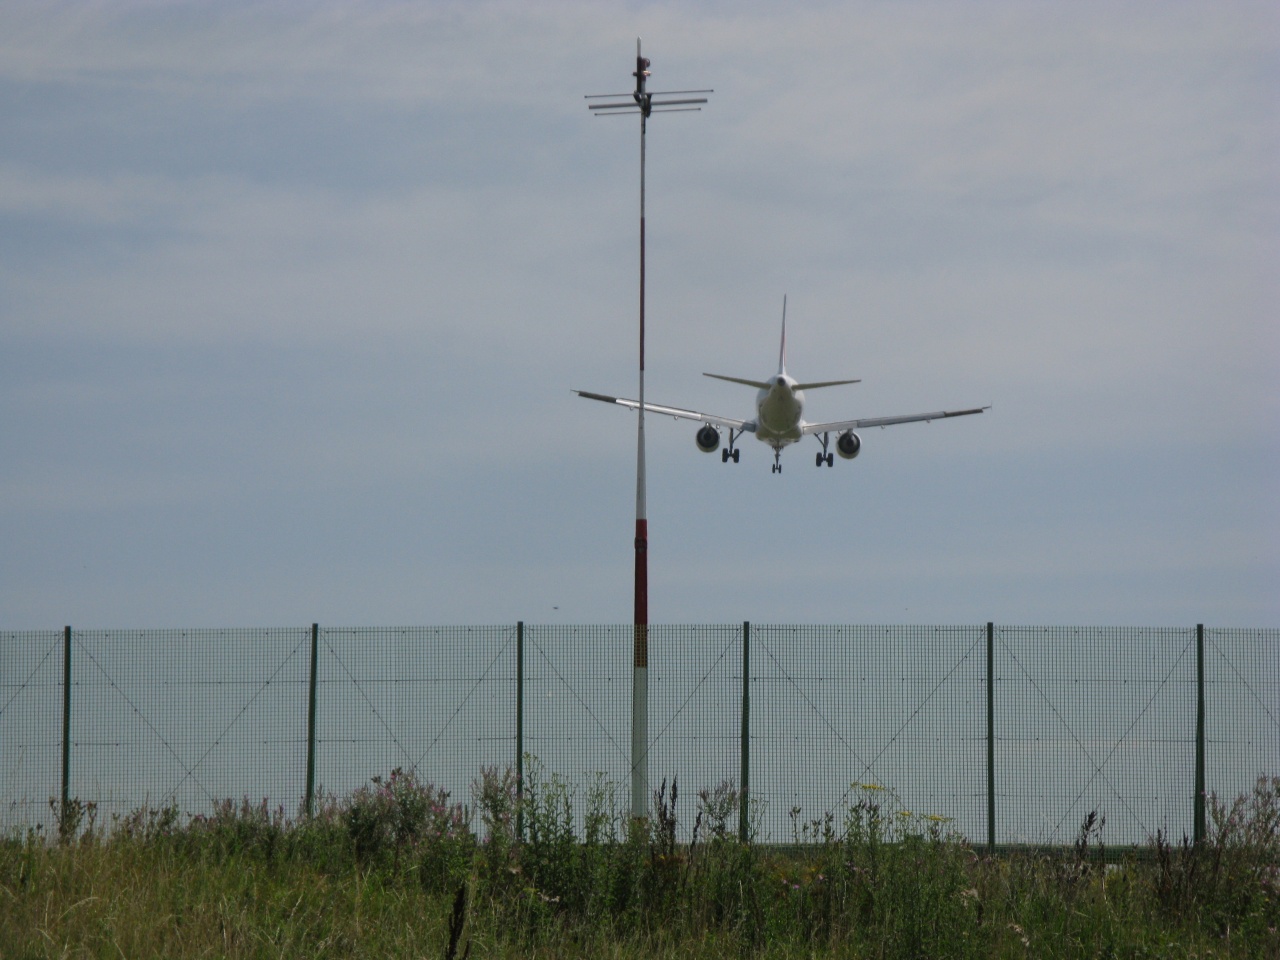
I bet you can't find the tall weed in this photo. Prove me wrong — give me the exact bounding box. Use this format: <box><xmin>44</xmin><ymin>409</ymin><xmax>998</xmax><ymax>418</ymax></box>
<box><xmin>1148</xmin><ymin>774</ymin><xmax>1280</xmax><ymax>940</ymax></box>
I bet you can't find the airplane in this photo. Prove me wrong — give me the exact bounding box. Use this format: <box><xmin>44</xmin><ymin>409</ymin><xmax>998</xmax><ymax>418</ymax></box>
<box><xmin>574</xmin><ymin>299</ymin><xmax>989</xmax><ymax>473</ymax></box>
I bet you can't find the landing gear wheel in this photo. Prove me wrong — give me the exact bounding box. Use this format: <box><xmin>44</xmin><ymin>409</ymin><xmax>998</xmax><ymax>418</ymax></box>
<box><xmin>721</xmin><ymin>448</ymin><xmax>730</xmax><ymax>463</ymax></box>
<box><xmin>814</xmin><ymin>432</ymin><xmax>835</xmax><ymax>470</ymax></box>
<box><xmin>732</xmin><ymin>449</ymin><xmax>740</xmax><ymax>463</ymax></box>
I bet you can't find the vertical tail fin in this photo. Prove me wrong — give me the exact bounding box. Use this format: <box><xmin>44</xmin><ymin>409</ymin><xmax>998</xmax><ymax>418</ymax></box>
<box><xmin>777</xmin><ymin>295</ymin><xmax>788</xmax><ymax>377</ymax></box>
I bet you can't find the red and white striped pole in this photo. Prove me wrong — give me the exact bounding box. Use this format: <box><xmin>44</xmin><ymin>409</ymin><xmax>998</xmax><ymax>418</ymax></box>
<box><xmin>631</xmin><ymin>38</ymin><xmax>651</xmax><ymax>821</ymax></box>
<box><xmin>585</xmin><ymin>41</ymin><xmax>709</xmax><ymax>821</ymax></box>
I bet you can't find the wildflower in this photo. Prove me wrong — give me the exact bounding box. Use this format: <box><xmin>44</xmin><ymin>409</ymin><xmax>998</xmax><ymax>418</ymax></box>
<box><xmin>859</xmin><ymin>783</ymin><xmax>885</xmax><ymax>791</ymax></box>
<box><xmin>897</xmin><ymin>810</ymin><xmax>913</xmax><ymax>818</ymax></box>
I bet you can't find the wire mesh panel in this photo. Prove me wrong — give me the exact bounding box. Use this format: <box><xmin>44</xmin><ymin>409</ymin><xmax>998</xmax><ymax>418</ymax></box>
<box><xmin>752</xmin><ymin>625</ymin><xmax>986</xmax><ymax>844</ymax></box>
<box><xmin>522</xmin><ymin>625</ymin><xmax>631</xmax><ymax>827</ymax></box>
<box><xmin>646</xmin><ymin>624</ymin><xmax>743</xmax><ymax>839</ymax></box>
<box><xmin>0</xmin><ymin>631</ymin><xmax>64</xmax><ymax>833</ymax></box>
<box><xmin>70</xmin><ymin>628</ymin><xmax>311</xmax><ymax>823</ymax></box>
<box><xmin>1205</xmin><ymin>628</ymin><xmax>1280</xmax><ymax>805</ymax></box>
<box><xmin>994</xmin><ymin>626</ymin><xmax>1195</xmax><ymax>846</ymax></box>
<box><xmin>521</xmin><ymin>625</ymin><xmax>743</xmax><ymax>840</ymax></box>
<box><xmin>315</xmin><ymin>626</ymin><xmax>515</xmax><ymax>809</ymax></box>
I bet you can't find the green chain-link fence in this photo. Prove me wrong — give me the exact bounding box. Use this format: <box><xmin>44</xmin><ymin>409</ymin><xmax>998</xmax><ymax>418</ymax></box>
<box><xmin>3</xmin><ymin>624</ymin><xmax>1276</xmax><ymax>845</ymax></box>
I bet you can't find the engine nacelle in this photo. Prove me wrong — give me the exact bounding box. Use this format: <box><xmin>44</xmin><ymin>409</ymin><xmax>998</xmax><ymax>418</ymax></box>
<box><xmin>836</xmin><ymin>430</ymin><xmax>861</xmax><ymax>460</ymax></box>
<box><xmin>695</xmin><ymin>424</ymin><xmax>721</xmax><ymax>453</ymax></box>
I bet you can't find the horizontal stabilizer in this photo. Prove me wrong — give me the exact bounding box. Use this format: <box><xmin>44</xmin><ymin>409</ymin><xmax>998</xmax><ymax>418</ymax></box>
<box><xmin>703</xmin><ymin>373</ymin><xmax>771</xmax><ymax>389</ymax></box>
<box><xmin>793</xmin><ymin>378</ymin><xmax>861</xmax><ymax>390</ymax></box>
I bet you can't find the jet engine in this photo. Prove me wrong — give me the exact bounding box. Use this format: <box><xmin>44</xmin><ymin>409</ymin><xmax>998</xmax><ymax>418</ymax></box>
<box><xmin>695</xmin><ymin>424</ymin><xmax>721</xmax><ymax>453</ymax></box>
<box><xmin>836</xmin><ymin>430</ymin><xmax>862</xmax><ymax>460</ymax></box>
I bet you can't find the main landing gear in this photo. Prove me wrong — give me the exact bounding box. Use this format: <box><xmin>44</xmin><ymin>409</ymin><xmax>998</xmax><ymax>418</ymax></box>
<box><xmin>814</xmin><ymin>431</ymin><xmax>834</xmax><ymax>468</ymax></box>
<box><xmin>720</xmin><ymin>427</ymin><xmax>744</xmax><ymax>464</ymax></box>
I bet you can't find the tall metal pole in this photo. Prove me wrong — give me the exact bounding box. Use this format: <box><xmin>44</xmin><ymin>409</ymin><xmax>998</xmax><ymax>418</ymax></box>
<box><xmin>631</xmin><ymin>40</ymin><xmax>651</xmax><ymax>821</ymax></box>
<box><xmin>586</xmin><ymin>40</ymin><xmax>710</xmax><ymax>822</ymax></box>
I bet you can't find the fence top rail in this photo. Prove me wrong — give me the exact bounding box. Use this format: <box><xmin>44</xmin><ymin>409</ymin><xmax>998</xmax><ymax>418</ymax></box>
<box><xmin>5</xmin><ymin>623</ymin><xmax>1276</xmax><ymax>631</ymax></box>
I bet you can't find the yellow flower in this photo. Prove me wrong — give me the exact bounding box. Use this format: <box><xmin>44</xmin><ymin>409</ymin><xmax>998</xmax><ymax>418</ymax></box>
<box><xmin>859</xmin><ymin>783</ymin><xmax>885</xmax><ymax>791</ymax></box>
<box><xmin>897</xmin><ymin>810</ymin><xmax>913</xmax><ymax>817</ymax></box>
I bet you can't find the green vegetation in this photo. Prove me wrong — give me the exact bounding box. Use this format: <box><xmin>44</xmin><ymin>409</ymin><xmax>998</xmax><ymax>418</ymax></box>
<box><xmin>2</xmin><ymin>769</ymin><xmax>1276</xmax><ymax>958</ymax></box>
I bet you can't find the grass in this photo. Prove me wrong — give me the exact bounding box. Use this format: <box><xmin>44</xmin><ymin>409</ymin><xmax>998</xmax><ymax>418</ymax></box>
<box><xmin>1</xmin><ymin>770</ymin><xmax>1276</xmax><ymax>958</ymax></box>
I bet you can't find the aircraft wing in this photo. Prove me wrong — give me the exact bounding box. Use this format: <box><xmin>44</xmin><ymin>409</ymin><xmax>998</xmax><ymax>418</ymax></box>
<box><xmin>574</xmin><ymin>390</ymin><xmax>753</xmax><ymax>432</ymax></box>
<box><xmin>801</xmin><ymin>406</ymin><xmax>989</xmax><ymax>434</ymax></box>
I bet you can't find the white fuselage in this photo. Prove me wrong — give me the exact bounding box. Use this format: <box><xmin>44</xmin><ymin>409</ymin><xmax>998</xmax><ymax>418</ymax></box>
<box><xmin>754</xmin><ymin>376</ymin><xmax>805</xmax><ymax>447</ymax></box>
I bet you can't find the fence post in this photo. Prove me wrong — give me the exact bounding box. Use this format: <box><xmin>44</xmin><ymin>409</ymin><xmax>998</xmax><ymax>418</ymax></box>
<box><xmin>516</xmin><ymin>621</ymin><xmax>524</xmax><ymax>841</ymax></box>
<box><xmin>987</xmin><ymin>621</ymin><xmax>995</xmax><ymax>853</ymax></box>
<box><xmin>739</xmin><ymin>621</ymin><xmax>750</xmax><ymax>843</ymax></box>
<box><xmin>1194</xmin><ymin>623</ymin><xmax>1206</xmax><ymax>845</ymax></box>
<box><xmin>61</xmin><ymin>625</ymin><xmax>71</xmax><ymax>817</ymax></box>
<box><xmin>305</xmin><ymin>623</ymin><xmax>319</xmax><ymax>817</ymax></box>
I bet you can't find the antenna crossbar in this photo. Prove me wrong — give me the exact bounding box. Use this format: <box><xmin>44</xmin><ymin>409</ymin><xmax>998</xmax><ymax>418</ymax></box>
<box><xmin>590</xmin><ymin>97</ymin><xmax>708</xmax><ymax>112</ymax></box>
<box><xmin>585</xmin><ymin>89</ymin><xmax>712</xmax><ymax>98</ymax></box>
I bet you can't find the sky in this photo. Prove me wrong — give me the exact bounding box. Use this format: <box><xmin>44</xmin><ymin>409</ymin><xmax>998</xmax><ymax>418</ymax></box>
<box><xmin>1</xmin><ymin>1</ymin><xmax>1277</xmax><ymax>629</ymax></box>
